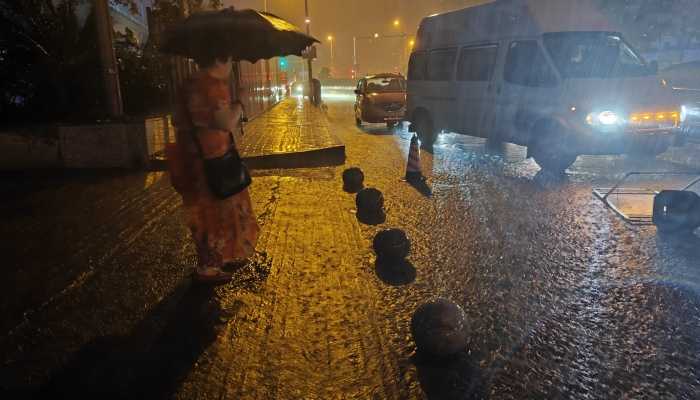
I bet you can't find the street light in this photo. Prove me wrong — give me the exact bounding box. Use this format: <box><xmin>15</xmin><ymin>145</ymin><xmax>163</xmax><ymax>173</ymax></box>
<box><xmin>327</xmin><ymin>35</ymin><xmax>334</xmax><ymax>75</ymax></box>
<box><xmin>393</xmin><ymin>19</ymin><xmax>400</xmax><ymax>27</ymax></box>
<box><xmin>304</xmin><ymin>0</ymin><xmax>313</xmax><ymax>103</ymax></box>
<box><xmin>354</xmin><ymin>32</ymin><xmax>407</xmax><ymax>78</ymax></box>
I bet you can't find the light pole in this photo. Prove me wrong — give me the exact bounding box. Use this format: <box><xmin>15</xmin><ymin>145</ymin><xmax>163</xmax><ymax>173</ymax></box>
<box><xmin>353</xmin><ymin>36</ymin><xmax>357</xmax><ymax>78</ymax></box>
<box><xmin>327</xmin><ymin>35</ymin><xmax>334</xmax><ymax>76</ymax></box>
<box><xmin>304</xmin><ymin>0</ymin><xmax>314</xmax><ymax>101</ymax></box>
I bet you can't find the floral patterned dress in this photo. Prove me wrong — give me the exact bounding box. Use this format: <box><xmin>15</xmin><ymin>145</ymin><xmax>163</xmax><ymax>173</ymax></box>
<box><xmin>170</xmin><ymin>71</ymin><xmax>259</xmax><ymax>268</ymax></box>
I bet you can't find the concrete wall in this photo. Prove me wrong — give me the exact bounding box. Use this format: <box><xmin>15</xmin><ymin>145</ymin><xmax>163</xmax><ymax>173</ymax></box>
<box><xmin>0</xmin><ymin>118</ymin><xmax>157</xmax><ymax>170</ymax></box>
<box><xmin>0</xmin><ymin>133</ymin><xmax>61</xmax><ymax>170</ymax></box>
<box><xmin>58</xmin><ymin>123</ymin><xmax>148</xmax><ymax>169</ymax></box>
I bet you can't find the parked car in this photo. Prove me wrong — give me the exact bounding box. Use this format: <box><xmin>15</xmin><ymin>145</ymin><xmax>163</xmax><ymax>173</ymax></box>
<box><xmin>661</xmin><ymin>61</ymin><xmax>700</xmax><ymax>141</ymax></box>
<box><xmin>354</xmin><ymin>74</ymin><xmax>407</xmax><ymax>128</ymax></box>
<box><xmin>406</xmin><ymin>0</ymin><xmax>683</xmax><ymax>172</ymax></box>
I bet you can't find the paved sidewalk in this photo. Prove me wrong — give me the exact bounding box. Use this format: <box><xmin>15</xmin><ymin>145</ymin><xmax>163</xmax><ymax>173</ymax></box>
<box><xmin>238</xmin><ymin>98</ymin><xmax>345</xmax><ymax>169</ymax></box>
<box><xmin>151</xmin><ymin>97</ymin><xmax>345</xmax><ymax>170</ymax></box>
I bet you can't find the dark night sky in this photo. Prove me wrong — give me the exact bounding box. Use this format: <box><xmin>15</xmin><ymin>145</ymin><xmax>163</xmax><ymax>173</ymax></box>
<box><xmin>226</xmin><ymin>0</ymin><xmax>490</xmax><ymax>77</ymax></box>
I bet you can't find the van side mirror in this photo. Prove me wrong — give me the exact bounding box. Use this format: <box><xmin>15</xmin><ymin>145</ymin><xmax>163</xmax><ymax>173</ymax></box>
<box><xmin>649</xmin><ymin>60</ymin><xmax>659</xmax><ymax>74</ymax></box>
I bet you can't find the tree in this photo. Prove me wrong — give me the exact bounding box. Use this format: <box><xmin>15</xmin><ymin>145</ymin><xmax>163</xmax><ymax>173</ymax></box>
<box><xmin>0</xmin><ymin>0</ymin><xmax>223</xmax><ymax>123</ymax></box>
<box><xmin>0</xmin><ymin>0</ymin><xmax>103</xmax><ymax>122</ymax></box>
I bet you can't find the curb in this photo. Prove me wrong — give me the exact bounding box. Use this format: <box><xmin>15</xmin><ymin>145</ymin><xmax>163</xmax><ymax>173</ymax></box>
<box><xmin>244</xmin><ymin>144</ymin><xmax>346</xmax><ymax>170</ymax></box>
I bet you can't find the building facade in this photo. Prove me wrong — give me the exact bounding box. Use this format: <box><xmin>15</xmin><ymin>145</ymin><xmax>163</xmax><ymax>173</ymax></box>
<box><xmin>109</xmin><ymin>0</ymin><xmax>154</xmax><ymax>45</ymax></box>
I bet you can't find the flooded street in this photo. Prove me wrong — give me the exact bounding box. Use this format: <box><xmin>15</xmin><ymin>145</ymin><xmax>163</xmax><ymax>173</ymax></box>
<box><xmin>322</xmin><ymin>88</ymin><xmax>700</xmax><ymax>399</ymax></box>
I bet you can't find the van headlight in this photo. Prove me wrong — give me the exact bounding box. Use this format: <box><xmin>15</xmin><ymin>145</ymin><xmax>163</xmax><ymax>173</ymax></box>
<box><xmin>586</xmin><ymin>111</ymin><xmax>621</xmax><ymax>127</ymax></box>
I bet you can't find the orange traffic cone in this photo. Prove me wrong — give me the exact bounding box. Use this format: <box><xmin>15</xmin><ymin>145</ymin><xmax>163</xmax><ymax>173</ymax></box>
<box><xmin>405</xmin><ymin>134</ymin><xmax>423</xmax><ymax>182</ymax></box>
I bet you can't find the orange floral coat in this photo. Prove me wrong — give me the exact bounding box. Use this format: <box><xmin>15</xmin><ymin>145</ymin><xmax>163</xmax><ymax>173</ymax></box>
<box><xmin>169</xmin><ymin>71</ymin><xmax>259</xmax><ymax>267</ymax></box>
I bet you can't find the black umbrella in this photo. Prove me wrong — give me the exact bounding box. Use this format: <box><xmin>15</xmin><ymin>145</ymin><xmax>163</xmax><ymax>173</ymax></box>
<box><xmin>160</xmin><ymin>7</ymin><xmax>319</xmax><ymax>62</ymax></box>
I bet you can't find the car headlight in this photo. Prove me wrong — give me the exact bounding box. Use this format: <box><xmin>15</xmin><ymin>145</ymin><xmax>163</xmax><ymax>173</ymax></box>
<box><xmin>681</xmin><ymin>105</ymin><xmax>688</xmax><ymax>123</ymax></box>
<box><xmin>586</xmin><ymin>110</ymin><xmax>621</xmax><ymax>127</ymax></box>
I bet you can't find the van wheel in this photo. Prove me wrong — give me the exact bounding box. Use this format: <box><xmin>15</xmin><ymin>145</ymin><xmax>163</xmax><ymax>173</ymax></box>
<box><xmin>529</xmin><ymin>121</ymin><xmax>578</xmax><ymax>174</ymax></box>
<box><xmin>414</xmin><ymin>112</ymin><xmax>437</xmax><ymax>148</ymax></box>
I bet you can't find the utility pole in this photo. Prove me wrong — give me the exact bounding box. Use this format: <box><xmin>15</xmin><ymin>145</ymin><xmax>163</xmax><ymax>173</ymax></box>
<box><xmin>304</xmin><ymin>0</ymin><xmax>314</xmax><ymax>101</ymax></box>
<box><xmin>95</xmin><ymin>0</ymin><xmax>123</xmax><ymax>118</ymax></box>
<box><xmin>264</xmin><ymin>0</ymin><xmax>271</xmax><ymax>98</ymax></box>
<box><xmin>327</xmin><ymin>35</ymin><xmax>334</xmax><ymax>76</ymax></box>
<box><xmin>353</xmin><ymin>36</ymin><xmax>357</xmax><ymax>79</ymax></box>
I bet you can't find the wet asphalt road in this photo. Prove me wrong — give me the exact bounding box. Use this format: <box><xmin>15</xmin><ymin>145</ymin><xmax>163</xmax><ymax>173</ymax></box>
<box><xmin>2</xmin><ymin>90</ymin><xmax>700</xmax><ymax>399</ymax></box>
<box><xmin>323</xmin><ymin>89</ymin><xmax>700</xmax><ymax>399</ymax></box>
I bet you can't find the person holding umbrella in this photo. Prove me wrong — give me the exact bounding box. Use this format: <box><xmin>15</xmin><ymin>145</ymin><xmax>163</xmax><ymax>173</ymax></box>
<box><xmin>162</xmin><ymin>7</ymin><xmax>318</xmax><ymax>284</ymax></box>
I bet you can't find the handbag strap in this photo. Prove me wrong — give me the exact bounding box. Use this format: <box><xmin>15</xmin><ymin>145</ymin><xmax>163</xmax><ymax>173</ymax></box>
<box><xmin>187</xmin><ymin>128</ymin><xmax>235</xmax><ymax>161</ymax></box>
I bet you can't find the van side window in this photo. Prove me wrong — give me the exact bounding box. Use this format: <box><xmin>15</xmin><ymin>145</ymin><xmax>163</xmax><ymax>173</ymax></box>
<box><xmin>504</xmin><ymin>41</ymin><xmax>557</xmax><ymax>87</ymax></box>
<box><xmin>408</xmin><ymin>52</ymin><xmax>427</xmax><ymax>81</ymax></box>
<box><xmin>427</xmin><ymin>49</ymin><xmax>457</xmax><ymax>81</ymax></box>
<box><xmin>457</xmin><ymin>45</ymin><xmax>498</xmax><ymax>81</ymax></box>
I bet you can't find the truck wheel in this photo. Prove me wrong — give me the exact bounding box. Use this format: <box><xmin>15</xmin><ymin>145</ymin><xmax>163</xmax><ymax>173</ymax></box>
<box><xmin>529</xmin><ymin>121</ymin><xmax>577</xmax><ymax>174</ymax></box>
<box><xmin>414</xmin><ymin>112</ymin><xmax>437</xmax><ymax>148</ymax></box>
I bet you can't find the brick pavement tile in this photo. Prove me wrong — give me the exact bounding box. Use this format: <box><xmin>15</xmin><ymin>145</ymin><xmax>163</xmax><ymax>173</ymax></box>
<box><xmin>174</xmin><ymin>174</ymin><xmax>412</xmax><ymax>399</ymax></box>
<box><xmin>235</xmin><ymin>97</ymin><xmax>343</xmax><ymax>159</ymax></box>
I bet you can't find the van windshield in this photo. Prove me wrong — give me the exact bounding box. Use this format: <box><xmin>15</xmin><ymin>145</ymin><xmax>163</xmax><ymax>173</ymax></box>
<box><xmin>543</xmin><ymin>32</ymin><xmax>651</xmax><ymax>79</ymax></box>
<box><xmin>365</xmin><ymin>77</ymin><xmax>406</xmax><ymax>92</ymax></box>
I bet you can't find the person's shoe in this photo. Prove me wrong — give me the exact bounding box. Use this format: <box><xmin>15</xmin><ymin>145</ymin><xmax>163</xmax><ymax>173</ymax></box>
<box><xmin>193</xmin><ymin>267</ymin><xmax>232</xmax><ymax>285</ymax></box>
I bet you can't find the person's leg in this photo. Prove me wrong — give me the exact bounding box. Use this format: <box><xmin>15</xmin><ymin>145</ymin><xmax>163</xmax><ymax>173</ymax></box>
<box><xmin>190</xmin><ymin>209</ymin><xmax>232</xmax><ymax>283</ymax></box>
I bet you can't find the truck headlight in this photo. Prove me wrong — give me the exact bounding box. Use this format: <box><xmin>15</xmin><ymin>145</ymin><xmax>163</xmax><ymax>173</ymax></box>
<box><xmin>586</xmin><ymin>111</ymin><xmax>621</xmax><ymax>127</ymax></box>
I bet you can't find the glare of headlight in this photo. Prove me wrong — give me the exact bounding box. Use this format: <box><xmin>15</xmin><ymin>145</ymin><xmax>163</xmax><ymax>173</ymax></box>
<box><xmin>597</xmin><ymin>111</ymin><xmax>619</xmax><ymax>125</ymax></box>
<box><xmin>681</xmin><ymin>105</ymin><xmax>688</xmax><ymax>123</ymax></box>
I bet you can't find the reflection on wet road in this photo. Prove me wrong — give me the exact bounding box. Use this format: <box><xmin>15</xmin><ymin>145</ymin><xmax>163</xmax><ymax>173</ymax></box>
<box><xmin>326</xmin><ymin>87</ymin><xmax>700</xmax><ymax>399</ymax></box>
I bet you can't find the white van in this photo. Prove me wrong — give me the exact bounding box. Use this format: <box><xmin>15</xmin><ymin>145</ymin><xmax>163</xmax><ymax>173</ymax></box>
<box><xmin>406</xmin><ymin>0</ymin><xmax>683</xmax><ymax>172</ymax></box>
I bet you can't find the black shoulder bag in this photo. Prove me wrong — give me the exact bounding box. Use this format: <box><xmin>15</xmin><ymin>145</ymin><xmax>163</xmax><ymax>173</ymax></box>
<box><xmin>188</xmin><ymin>124</ymin><xmax>252</xmax><ymax>199</ymax></box>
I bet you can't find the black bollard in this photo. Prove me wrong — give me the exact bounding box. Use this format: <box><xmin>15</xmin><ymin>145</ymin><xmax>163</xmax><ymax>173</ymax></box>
<box><xmin>411</xmin><ymin>299</ymin><xmax>468</xmax><ymax>358</ymax></box>
<box><xmin>373</xmin><ymin>229</ymin><xmax>410</xmax><ymax>261</ymax></box>
<box><xmin>342</xmin><ymin>167</ymin><xmax>365</xmax><ymax>193</ymax></box>
<box><xmin>356</xmin><ymin>188</ymin><xmax>385</xmax><ymax>225</ymax></box>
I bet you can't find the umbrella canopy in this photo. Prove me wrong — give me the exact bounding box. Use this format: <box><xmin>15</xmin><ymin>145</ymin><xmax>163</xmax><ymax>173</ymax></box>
<box><xmin>160</xmin><ymin>7</ymin><xmax>319</xmax><ymax>62</ymax></box>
